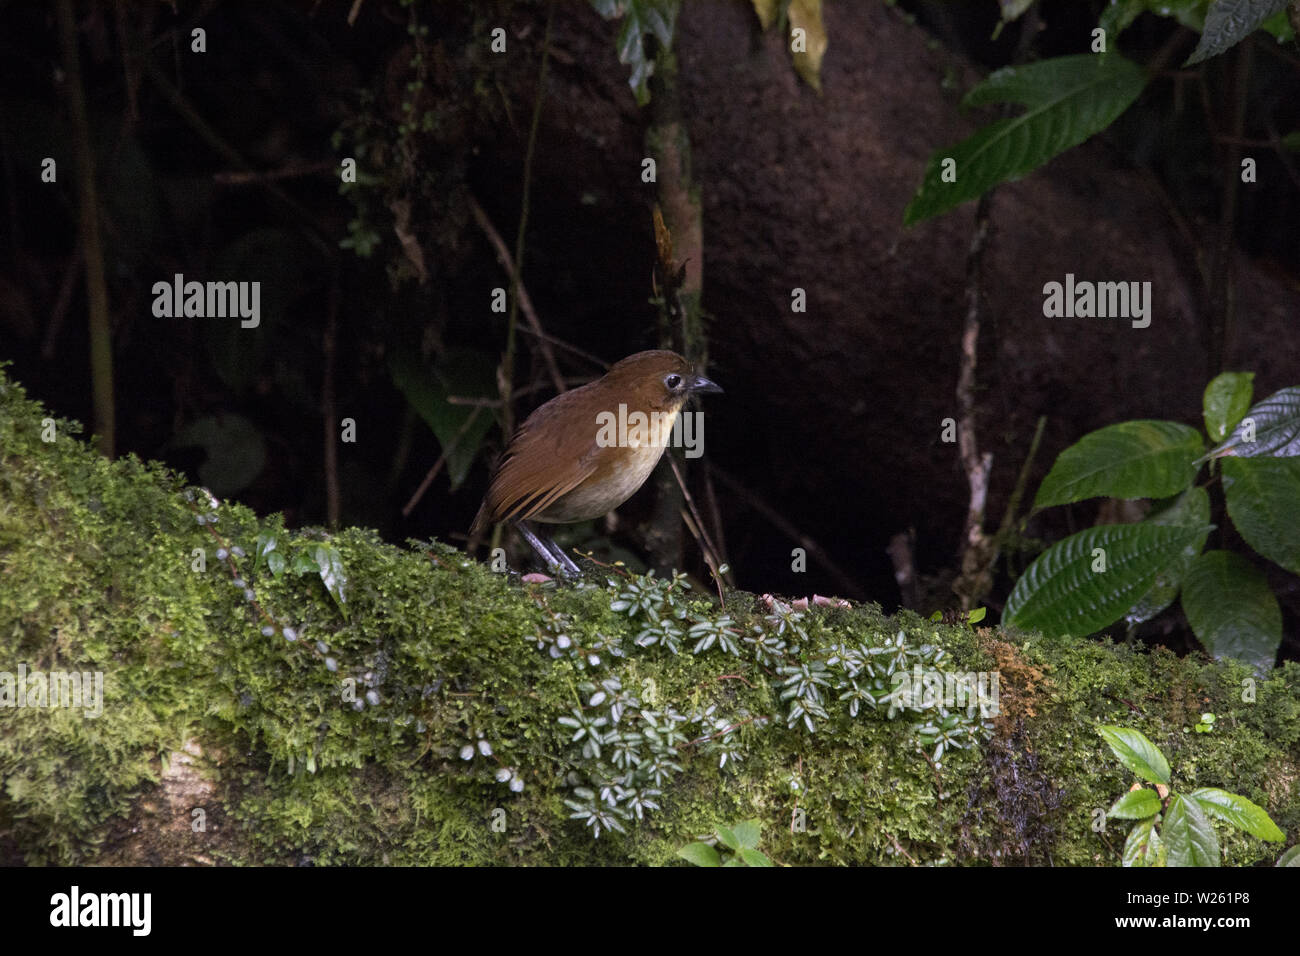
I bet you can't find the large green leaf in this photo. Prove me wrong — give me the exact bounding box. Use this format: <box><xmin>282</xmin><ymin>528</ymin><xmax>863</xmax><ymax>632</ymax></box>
<box><xmin>904</xmin><ymin>55</ymin><xmax>1148</xmax><ymax>225</ymax></box>
<box><xmin>171</xmin><ymin>414</ymin><xmax>267</xmax><ymax>496</ymax></box>
<box><xmin>390</xmin><ymin>349</ymin><xmax>497</xmax><ymax>491</ymax></box>
<box><xmin>1205</xmin><ymin>386</ymin><xmax>1300</xmax><ymax>459</ymax></box>
<box><xmin>1202</xmin><ymin>371</ymin><xmax>1254</xmax><ymax>442</ymax></box>
<box><xmin>1004</xmin><ymin>523</ymin><xmax>1212</xmax><ymax>636</ymax></box>
<box><xmin>1099</xmin><ymin>726</ymin><xmax>1171</xmax><ymax>785</ymax></box>
<box><xmin>1189</xmin><ymin>787</ymin><xmax>1284</xmax><ymax>842</ymax></box>
<box><xmin>1185</xmin><ymin>0</ymin><xmax>1291</xmax><ymax>65</ymax></box>
<box><xmin>1164</xmin><ymin>794</ymin><xmax>1220</xmax><ymax>866</ymax></box>
<box><xmin>1180</xmin><ymin>551</ymin><xmax>1281</xmax><ymax>673</ymax></box>
<box><xmin>1222</xmin><ymin>457</ymin><xmax>1300</xmax><ymax>573</ymax></box>
<box><xmin>1108</xmin><ymin>788</ymin><xmax>1163</xmax><ymax>819</ymax></box>
<box><xmin>207</xmin><ymin>228</ymin><xmax>319</xmax><ymax>396</ymax></box>
<box><xmin>1034</xmin><ymin>420</ymin><xmax>1203</xmax><ymax>509</ymax></box>
<box><xmin>1124</xmin><ymin>486</ymin><xmax>1211</xmax><ymax>624</ymax></box>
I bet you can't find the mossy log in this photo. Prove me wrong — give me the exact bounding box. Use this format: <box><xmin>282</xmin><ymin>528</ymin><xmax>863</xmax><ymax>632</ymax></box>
<box><xmin>0</xmin><ymin>370</ymin><xmax>1296</xmax><ymax>866</ymax></box>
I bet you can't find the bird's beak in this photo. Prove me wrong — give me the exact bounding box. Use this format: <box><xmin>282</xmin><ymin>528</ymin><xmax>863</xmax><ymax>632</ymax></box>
<box><xmin>689</xmin><ymin>374</ymin><xmax>723</xmax><ymax>395</ymax></box>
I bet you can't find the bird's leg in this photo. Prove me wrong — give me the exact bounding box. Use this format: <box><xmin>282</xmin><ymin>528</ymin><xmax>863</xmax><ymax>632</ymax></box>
<box><xmin>514</xmin><ymin>520</ymin><xmax>582</xmax><ymax>578</ymax></box>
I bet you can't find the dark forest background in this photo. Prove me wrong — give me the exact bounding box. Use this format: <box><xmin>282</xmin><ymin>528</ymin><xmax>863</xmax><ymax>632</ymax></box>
<box><xmin>2</xmin><ymin>0</ymin><xmax>1298</xmax><ymax>663</ymax></box>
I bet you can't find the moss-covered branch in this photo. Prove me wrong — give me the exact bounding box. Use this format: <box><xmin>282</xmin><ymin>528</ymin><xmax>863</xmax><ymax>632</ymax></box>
<box><xmin>0</xmin><ymin>368</ymin><xmax>1295</xmax><ymax>866</ymax></box>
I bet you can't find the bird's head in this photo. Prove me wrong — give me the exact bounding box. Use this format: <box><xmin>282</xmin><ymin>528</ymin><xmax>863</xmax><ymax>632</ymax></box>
<box><xmin>600</xmin><ymin>350</ymin><xmax>723</xmax><ymax>412</ymax></box>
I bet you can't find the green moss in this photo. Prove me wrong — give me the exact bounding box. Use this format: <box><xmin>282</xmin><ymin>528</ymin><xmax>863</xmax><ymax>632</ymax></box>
<box><xmin>0</xmin><ymin>367</ymin><xmax>1296</xmax><ymax>865</ymax></box>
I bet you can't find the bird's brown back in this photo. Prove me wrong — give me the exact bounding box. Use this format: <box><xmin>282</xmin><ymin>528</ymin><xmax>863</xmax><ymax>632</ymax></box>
<box><xmin>470</xmin><ymin>351</ymin><xmax>695</xmax><ymax>534</ymax></box>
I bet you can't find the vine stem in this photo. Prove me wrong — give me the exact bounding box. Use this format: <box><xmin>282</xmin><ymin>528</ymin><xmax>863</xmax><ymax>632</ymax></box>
<box><xmin>500</xmin><ymin>0</ymin><xmax>555</xmax><ymax>441</ymax></box>
<box><xmin>56</xmin><ymin>0</ymin><xmax>115</xmax><ymax>458</ymax></box>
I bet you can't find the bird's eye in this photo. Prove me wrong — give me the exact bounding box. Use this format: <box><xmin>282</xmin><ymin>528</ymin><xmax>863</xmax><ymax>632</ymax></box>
<box><xmin>665</xmin><ymin>373</ymin><xmax>682</xmax><ymax>390</ymax></box>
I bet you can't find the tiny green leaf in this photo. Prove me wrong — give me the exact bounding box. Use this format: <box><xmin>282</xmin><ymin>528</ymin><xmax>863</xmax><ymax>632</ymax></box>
<box><xmin>266</xmin><ymin>552</ymin><xmax>286</xmax><ymax>577</ymax></box>
<box><xmin>738</xmin><ymin>846</ymin><xmax>774</xmax><ymax>867</ymax></box>
<box><xmin>254</xmin><ymin>531</ymin><xmax>277</xmax><ymax>574</ymax></box>
<box><xmin>315</xmin><ymin>545</ymin><xmax>349</xmax><ymax>617</ymax></box>
<box><xmin>1203</xmin><ymin>371</ymin><xmax>1254</xmax><ymax>442</ymax></box>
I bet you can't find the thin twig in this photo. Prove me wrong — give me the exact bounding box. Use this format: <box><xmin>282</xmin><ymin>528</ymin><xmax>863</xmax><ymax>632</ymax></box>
<box><xmin>42</xmin><ymin>238</ymin><xmax>84</xmax><ymax>360</ymax></box>
<box><xmin>213</xmin><ymin>160</ymin><xmax>336</xmax><ymax>185</ymax></box>
<box><xmin>886</xmin><ymin>528</ymin><xmax>917</xmax><ymax>609</ymax></box>
<box><xmin>710</xmin><ymin>466</ymin><xmax>864</xmax><ymax>601</ymax></box>
<box><xmin>518</xmin><ymin>324</ymin><xmax>609</xmax><ymax>372</ymax></box>
<box><xmin>953</xmin><ymin>196</ymin><xmax>994</xmax><ymax>609</ymax></box>
<box><xmin>144</xmin><ymin>60</ymin><xmax>331</xmax><ymax>256</ymax></box>
<box><xmin>469</xmin><ymin>194</ymin><xmax>566</xmax><ymax>395</ymax></box>
<box><xmin>1206</xmin><ymin>41</ymin><xmax>1252</xmax><ymax>379</ymax></box>
<box><xmin>666</xmin><ymin>454</ymin><xmax>732</xmax><ymax>588</ymax></box>
<box><xmin>679</xmin><ymin>506</ymin><xmax>724</xmax><ymax>603</ymax></box>
<box><xmin>113</xmin><ymin>0</ymin><xmax>141</xmax><ymax>121</ymax></box>
<box><xmin>1136</xmin><ymin>165</ymin><xmax>1209</xmax><ymax>290</ymax></box>
<box><xmin>402</xmin><ymin>405</ymin><xmax>484</xmax><ymax>518</ymax></box>
<box><xmin>57</xmin><ymin>0</ymin><xmax>115</xmax><ymax>458</ymax></box>
<box><xmin>882</xmin><ymin>829</ymin><xmax>919</xmax><ymax>866</ymax></box>
<box><xmin>322</xmin><ymin>277</ymin><xmax>341</xmax><ymax>529</ymax></box>
<box><xmin>702</xmin><ymin>464</ymin><xmax>728</xmax><ymax>567</ymax></box>
<box><xmin>995</xmin><ymin>415</ymin><xmax>1047</xmax><ymax>545</ymax></box>
<box><xmin>499</xmin><ymin>0</ymin><xmax>555</xmax><ymax>438</ymax></box>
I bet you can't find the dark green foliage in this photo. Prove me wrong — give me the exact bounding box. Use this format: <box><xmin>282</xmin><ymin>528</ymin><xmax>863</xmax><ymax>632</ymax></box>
<box><xmin>1006</xmin><ymin>374</ymin><xmax>1300</xmax><ymax>673</ymax></box>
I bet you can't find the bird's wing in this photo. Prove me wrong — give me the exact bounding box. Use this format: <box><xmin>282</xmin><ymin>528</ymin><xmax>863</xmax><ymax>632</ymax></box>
<box><xmin>476</xmin><ymin>388</ymin><xmax>602</xmax><ymax>527</ymax></box>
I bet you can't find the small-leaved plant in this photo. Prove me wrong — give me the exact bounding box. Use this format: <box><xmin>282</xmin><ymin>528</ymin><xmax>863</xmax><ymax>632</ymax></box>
<box><xmin>1099</xmin><ymin>725</ymin><xmax>1284</xmax><ymax>867</ymax></box>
